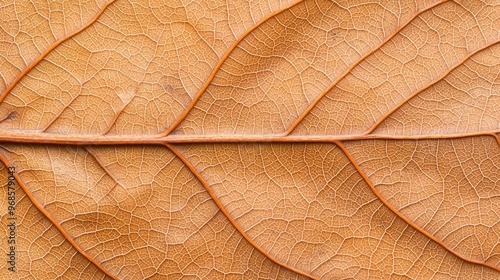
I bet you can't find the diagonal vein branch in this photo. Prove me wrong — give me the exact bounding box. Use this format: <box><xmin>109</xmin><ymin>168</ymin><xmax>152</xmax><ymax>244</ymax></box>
<box><xmin>364</xmin><ymin>39</ymin><xmax>500</xmax><ymax>135</ymax></box>
<box><xmin>165</xmin><ymin>143</ymin><xmax>317</xmax><ymax>280</ymax></box>
<box><xmin>283</xmin><ymin>0</ymin><xmax>449</xmax><ymax>136</ymax></box>
<box><xmin>0</xmin><ymin>0</ymin><xmax>117</xmax><ymax>106</ymax></box>
<box><xmin>494</xmin><ymin>133</ymin><xmax>500</xmax><ymax>148</ymax></box>
<box><xmin>82</xmin><ymin>146</ymin><xmax>125</xmax><ymax>200</ymax></box>
<box><xmin>160</xmin><ymin>0</ymin><xmax>306</xmax><ymax>137</ymax></box>
<box><xmin>335</xmin><ymin>140</ymin><xmax>500</xmax><ymax>273</ymax></box>
<box><xmin>0</xmin><ymin>150</ymin><xmax>119</xmax><ymax>280</ymax></box>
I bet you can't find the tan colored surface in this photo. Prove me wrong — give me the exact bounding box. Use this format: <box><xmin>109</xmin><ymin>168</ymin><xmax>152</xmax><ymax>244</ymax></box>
<box><xmin>0</xmin><ymin>0</ymin><xmax>499</xmax><ymax>279</ymax></box>
<box><xmin>0</xmin><ymin>162</ymin><xmax>112</xmax><ymax>279</ymax></box>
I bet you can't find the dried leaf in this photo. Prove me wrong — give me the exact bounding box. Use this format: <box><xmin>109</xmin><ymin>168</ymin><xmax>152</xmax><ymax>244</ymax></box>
<box><xmin>1</xmin><ymin>0</ymin><xmax>499</xmax><ymax>279</ymax></box>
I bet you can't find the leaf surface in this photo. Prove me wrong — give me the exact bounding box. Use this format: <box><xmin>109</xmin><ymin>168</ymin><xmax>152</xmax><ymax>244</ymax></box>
<box><xmin>1</xmin><ymin>0</ymin><xmax>500</xmax><ymax>279</ymax></box>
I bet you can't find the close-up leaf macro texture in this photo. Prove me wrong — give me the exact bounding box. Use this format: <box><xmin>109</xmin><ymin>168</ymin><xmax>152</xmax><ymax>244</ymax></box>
<box><xmin>1</xmin><ymin>0</ymin><xmax>500</xmax><ymax>279</ymax></box>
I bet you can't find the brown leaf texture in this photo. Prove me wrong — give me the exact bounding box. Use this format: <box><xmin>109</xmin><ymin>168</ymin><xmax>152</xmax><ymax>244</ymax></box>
<box><xmin>0</xmin><ymin>0</ymin><xmax>499</xmax><ymax>279</ymax></box>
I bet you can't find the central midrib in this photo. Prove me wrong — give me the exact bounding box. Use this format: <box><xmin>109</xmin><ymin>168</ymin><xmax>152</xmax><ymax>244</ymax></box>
<box><xmin>0</xmin><ymin>130</ymin><xmax>498</xmax><ymax>145</ymax></box>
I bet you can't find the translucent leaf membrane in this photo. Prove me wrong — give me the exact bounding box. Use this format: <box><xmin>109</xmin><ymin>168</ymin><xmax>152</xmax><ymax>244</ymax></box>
<box><xmin>0</xmin><ymin>144</ymin><xmax>307</xmax><ymax>279</ymax></box>
<box><xmin>0</xmin><ymin>161</ymin><xmax>111</xmax><ymax>279</ymax></box>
